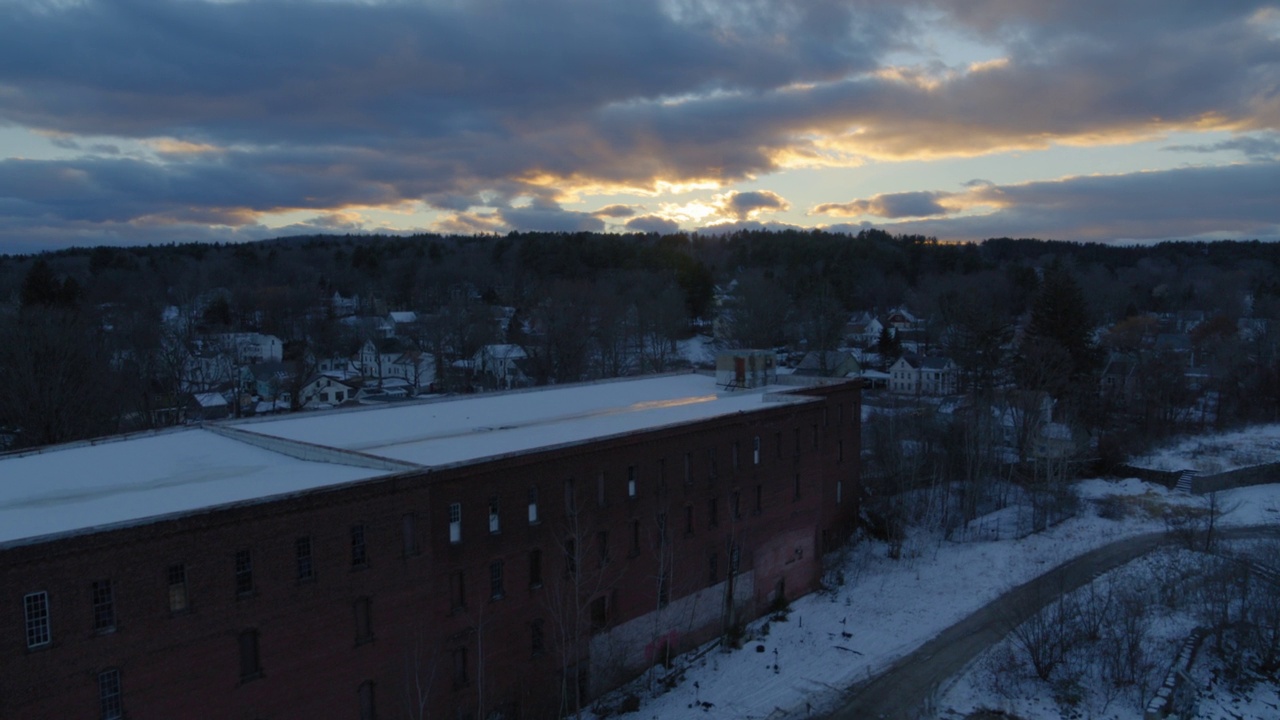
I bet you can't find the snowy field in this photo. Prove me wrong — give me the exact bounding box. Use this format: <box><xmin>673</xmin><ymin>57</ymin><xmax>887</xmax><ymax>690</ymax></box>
<box><xmin>585</xmin><ymin>480</ymin><xmax>1280</xmax><ymax>720</ymax></box>
<box><xmin>1129</xmin><ymin>424</ymin><xmax>1280</xmax><ymax>474</ymax></box>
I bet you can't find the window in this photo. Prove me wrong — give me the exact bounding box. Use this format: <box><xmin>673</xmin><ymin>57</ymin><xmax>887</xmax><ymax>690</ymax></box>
<box><xmin>530</xmin><ymin>619</ymin><xmax>545</xmax><ymax>656</ymax></box>
<box><xmin>235</xmin><ymin>549</ymin><xmax>253</xmax><ymax>596</ymax></box>
<box><xmin>732</xmin><ymin>441</ymin><xmax>740</xmax><ymax>471</ymax></box>
<box><xmin>296</xmin><ymin>537</ymin><xmax>314</xmax><ymax>581</ymax></box>
<box><xmin>707</xmin><ymin>448</ymin><xmax>717</xmax><ymax>479</ymax></box>
<box><xmin>529</xmin><ymin>549</ymin><xmax>543</xmax><ymax>589</ymax></box>
<box><xmin>683</xmin><ymin>452</ymin><xmax>692</xmax><ymax>483</ymax></box>
<box><xmin>812</xmin><ymin>424</ymin><xmax>819</xmax><ymax>449</ymax></box>
<box><xmin>92</xmin><ymin>580</ymin><xmax>115</xmax><ymax>632</ymax></box>
<box><xmin>449</xmin><ymin>503</ymin><xmax>462</xmax><ymax>544</ymax></box>
<box><xmin>837</xmin><ymin>404</ymin><xmax>844</xmax><ymax>425</ymax></box>
<box><xmin>657</xmin><ymin>512</ymin><xmax>667</xmax><ymax>542</ymax></box>
<box><xmin>564</xmin><ymin>478</ymin><xmax>577</xmax><ymax>515</ymax></box>
<box><xmin>489</xmin><ymin>561</ymin><xmax>505</xmax><ymax>600</ymax></box>
<box><xmin>358</xmin><ymin>680</ymin><xmax>377</xmax><ymax>720</ymax></box>
<box><xmin>449</xmin><ymin>571</ymin><xmax>466</xmax><ymax>611</ymax></box>
<box><xmin>731</xmin><ymin>490</ymin><xmax>741</xmax><ymax>520</ymax></box>
<box><xmin>597</xmin><ymin>472</ymin><xmax>607</xmax><ymax>507</ymax></box>
<box><xmin>684</xmin><ymin>505</ymin><xmax>694</xmax><ymax>535</ymax></box>
<box><xmin>564</xmin><ymin>538</ymin><xmax>577</xmax><ymax>578</ymax></box>
<box><xmin>488</xmin><ymin>497</ymin><xmax>501</xmax><ymax>534</ymax></box>
<box><xmin>755</xmin><ymin>484</ymin><xmax>763</xmax><ymax>514</ymax></box>
<box><xmin>402</xmin><ymin>513</ymin><xmax>419</xmax><ymax>556</ymax></box>
<box><xmin>354</xmin><ymin>597</ymin><xmax>373</xmax><ymax>644</ymax></box>
<box><xmin>590</xmin><ymin>595</ymin><xmax>609</xmax><ymax>631</ymax></box>
<box><xmin>24</xmin><ymin>591</ymin><xmax>50</xmax><ymax>649</ymax></box>
<box><xmin>753</xmin><ymin>435</ymin><xmax>761</xmax><ymax>465</ymax></box>
<box><xmin>837</xmin><ymin>479</ymin><xmax>843</xmax><ymax>504</ymax></box>
<box><xmin>775</xmin><ymin>431</ymin><xmax>782</xmax><ymax>458</ymax></box>
<box><xmin>98</xmin><ymin>668</ymin><xmax>123</xmax><ymax>720</ymax></box>
<box><xmin>351</xmin><ymin>524</ymin><xmax>368</xmax><ymax>567</ymax></box>
<box><xmin>630</xmin><ymin>519</ymin><xmax>641</xmax><ymax>557</ymax></box>
<box><xmin>528</xmin><ymin>486</ymin><xmax>540</xmax><ymax>524</ymax></box>
<box><xmin>596</xmin><ymin>530</ymin><xmax>610</xmax><ymax>566</ymax></box>
<box><xmin>658</xmin><ymin>569</ymin><xmax>670</xmax><ymax>608</ymax></box>
<box><xmin>794</xmin><ymin>428</ymin><xmax>801</xmax><ymax>456</ymax></box>
<box><xmin>709</xmin><ymin>553</ymin><xmax>719</xmax><ymax>586</ymax></box>
<box><xmin>452</xmin><ymin>647</ymin><xmax>469</xmax><ymax>687</ymax></box>
<box><xmin>626</xmin><ymin>466</ymin><xmax>637</xmax><ymax>499</ymax></box>
<box><xmin>708</xmin><ymin>497</ymin><xmax>718</xmax><ymax>528</ymax></box>
<box><xmin>794</xmin><ymin>473</ymin><xmax>801</xmax><ymax>501</ymax></box>
<box><xmin>838</xmin><ymin>439</ymin><xmax>844</xmax><ymax>463</ymax></box>
<box><xmin>239</xmin><ymin>629</ymin><xmax>261</xmax><ymax>681</ymax></box>
<box><xmin>167</xmin><ymin>564</ymin><xmax>188</xmax><ymax>613</ymax></box>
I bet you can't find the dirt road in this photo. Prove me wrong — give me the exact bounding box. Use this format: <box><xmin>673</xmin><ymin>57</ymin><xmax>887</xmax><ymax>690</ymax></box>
<box><xmin>825</xmin><ymin>526</ymin><xmax>1280</xmax><ymax>720</ymax></box>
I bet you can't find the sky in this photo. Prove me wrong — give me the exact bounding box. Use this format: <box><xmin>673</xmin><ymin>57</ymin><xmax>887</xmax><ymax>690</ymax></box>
<box><xmin>1</xmin><ymin>0</ymin><xmax>1279</xmax><ymax>254</ymax></box>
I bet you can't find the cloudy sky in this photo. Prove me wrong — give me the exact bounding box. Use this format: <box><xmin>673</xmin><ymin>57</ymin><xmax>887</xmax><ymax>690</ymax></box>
<box><xmin>1</xmin><ymin>0</ymin><xmax>1278</xmax><ymax>253</ymax></box>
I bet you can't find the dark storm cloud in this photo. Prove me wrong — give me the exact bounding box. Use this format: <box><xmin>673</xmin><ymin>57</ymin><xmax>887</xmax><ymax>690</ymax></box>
<box><xmin>859</xmin><ymin>162</ymin><xmax>1280</xmax><ymax>242</ymax></box>
<box><xmin>813</xmin><ymin>191</ymin><xmax>952</xmax><ymax>219</ymax></box>
<box><xmin>720</xmin><ymin>190</ymin><xmax>790</xmax><ymax>220</ymax></box>
<box><xmin>1165</xmin><ymin>134</ymin><xmax>1280</xmax><ymax>161</ymax></box>
<box><xmin>593</xmin><ymin>204</ymin><xmax>638</xmax><ymax>219</ymax></box>
<box><xmin>625</xmin><ymin>215</ymin><xmax>680</xmax><ymax>235</ymax></box>
<box><xmin>498</xmin><ymin>199</ymin><xmax>606</xmax><ymax>233</ymax></box>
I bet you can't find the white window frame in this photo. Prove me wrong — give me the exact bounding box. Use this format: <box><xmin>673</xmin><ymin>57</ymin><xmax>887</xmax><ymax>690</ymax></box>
<box><xmin>449</xmin><ymin>503</ymin><xmax>462</xmax><ymax>544</ymax></box>
<box><xmin>24</xmin><ymin>591</ymin><xmax>50</xmax><ymax>649</ymax></box>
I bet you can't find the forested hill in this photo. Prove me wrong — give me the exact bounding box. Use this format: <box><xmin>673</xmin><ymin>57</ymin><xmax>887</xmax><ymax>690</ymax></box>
<box><xmin>5</xmin><ymin>230</ymin><xmax>1280</xmax><ymax>319</ymax></box>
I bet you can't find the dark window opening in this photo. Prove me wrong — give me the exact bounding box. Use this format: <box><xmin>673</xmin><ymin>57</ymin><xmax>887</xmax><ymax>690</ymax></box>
<box><xmin>402</xmin><ymin>513</ymin><xmax>419</xmax><ymax>556</ymax></box>
<box><xmin>167</xmin><ymin>564</ymin><xmax>188</xmax><ymax>613</ymax></box>
<box><xmin>358</xmin><ymin>680</ymin><xmax>377</xmax><ymax>720</ymax></box>
<box><xmin>92</xmin><ymin>579</ymin><xmax>115</xmax><ymax>632</ymax></box>
<box><xmin>354</xmin><ymin>597</ymin><xmax>373</xmax><ymax>644</ymax></box>
<box><xmin>708</xmin><ymin>497</ymin><xmax>718</xmax><ymax>528</ymax></box>
<box><xmin>239</xmin><ymin>629</ymin><xmax>261</xmax><ymax>681</ymax></box>
<box><xmin>235</xmin><ymin>549</ymin><xmax>253</xmax><ymax>596</ymax></box>
<box><xmin>529</xmin><ymin>549</ymin><xmax>543</xmax><ymax>588</ymax></box>
<box><xmin>351</xmin><ymin>524</ymin><xmax>368</xmax><ymax>567</ymax></box>
<box><xmin>296</xmin><ymin>537</ymin><xmax>314</xmax><ymax>581</ymax></box>
<box><xmin>489</xmin><ymin>561</ymin><xmax>505</xmax><ymax>600</ymax></box>
<box><xmin>597</xmin><ymin>530</ymin><xmax>610</xmax><ymax>566</ymax></box>
<box><xmin>450</xmin><ymin>571</ymin><xmax>466</xmax><ymax>612</ymax></box>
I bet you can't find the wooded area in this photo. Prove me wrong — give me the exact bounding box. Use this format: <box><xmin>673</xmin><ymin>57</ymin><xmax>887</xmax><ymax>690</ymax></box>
<box><xmin>1</xmin><ymin>230</ymin><xmax>1278</xmax><ymax>461</ymax></box>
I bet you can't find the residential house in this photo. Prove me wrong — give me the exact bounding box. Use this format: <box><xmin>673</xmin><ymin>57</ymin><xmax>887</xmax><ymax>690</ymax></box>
<box><xmin>888</xmin><ymin>353</ymin><xmax>958</xmax><ymax>395</ymax></box>
<box><xmin>842</xmin><ymin>312</ymin><xmax>884</xmax><ymax>348</ymax></box>
<box><xmin>186</xmin><ymin>392</ymin><xmax>231</xmax><ymax>422</ymax></box>
<box><xmin>299</xmin><ymin>374</ymin><xmax>359</xmax><ymax>408</ymax></box>
<box><xmin>473</xmin><ymin>344</ymin><xmax>530</xmax><ymax>389</ymax></box>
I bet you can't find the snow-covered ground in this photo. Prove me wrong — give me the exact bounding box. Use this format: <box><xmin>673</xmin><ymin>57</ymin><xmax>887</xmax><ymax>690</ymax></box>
<box><xmin>1130</xmin><ymin>423</ymin><xmax>1280</xmax><ymax>474</ymax></box>
<box><xmin>586</xmin><ymin>479</ymin><xmax>1280</xmax><ymax>720</ymax></box>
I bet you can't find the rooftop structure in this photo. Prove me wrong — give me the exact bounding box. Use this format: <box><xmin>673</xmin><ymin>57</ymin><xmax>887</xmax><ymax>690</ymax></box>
<box><xmin>0</xmin><ymin>373</ymin><xmax>812</xmax><ymax>548</ymax></box>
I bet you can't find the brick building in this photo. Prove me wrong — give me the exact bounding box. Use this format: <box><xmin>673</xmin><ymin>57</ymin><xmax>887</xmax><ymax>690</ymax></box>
<box><xmin>1</xmin><ymin>372</ymin><xmax>860</xmax><ymax>719</ymax></box>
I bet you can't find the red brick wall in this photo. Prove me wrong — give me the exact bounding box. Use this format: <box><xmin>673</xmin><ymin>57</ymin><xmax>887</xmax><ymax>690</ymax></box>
<box><xmin>1</xmin><ymin>380</ymin><xmax>859</xmax><ymax>720</ymax></box>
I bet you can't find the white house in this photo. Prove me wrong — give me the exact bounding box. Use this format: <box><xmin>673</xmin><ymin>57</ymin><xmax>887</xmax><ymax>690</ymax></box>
<box><xmin>843</xmin><ymin>311</ymin><xmax>885</xmax><ymax>347</ymax></box>
<box><xmin>300</xmin><ymin>375</ymin><xmax>359</xmax><ymax>408</ymax></box>
<box><xmin>888</xmin><ymin>354</ymin><xmax>958</xmax><ymax>395</ymax></box>
<box><xmin>473</xmin><ymin>344</ymin><xmax>529</xmax><ymax>388</ymax></box>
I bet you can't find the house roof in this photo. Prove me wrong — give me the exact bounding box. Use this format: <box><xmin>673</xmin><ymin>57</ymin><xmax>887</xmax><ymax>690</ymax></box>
<box><xmin>192</xmin><ymin>392</ymin><xmax>228</xmax><ymax>408</ymax></box>
<box><xmin>0</xmin><ymin>373</ymin><xmax>823</xmax><ymax>548</ymax></box>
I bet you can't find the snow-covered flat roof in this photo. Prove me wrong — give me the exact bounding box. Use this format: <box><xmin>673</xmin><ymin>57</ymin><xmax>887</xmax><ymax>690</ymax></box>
<box><xmin>0</xmin><ymin>429</ymin><xmax>387</xmax><ymax>548</ymax></box>
<box><xmin>242</xmin><ymin>373</ymin><xmax>812</xmax><ymax>468</ymax></box>
<box><xmin>0</xmin><ymin>374</ymin><xmax>814</xmax><ymax>548</ymax></box>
